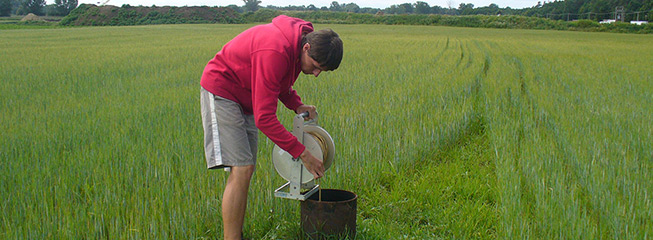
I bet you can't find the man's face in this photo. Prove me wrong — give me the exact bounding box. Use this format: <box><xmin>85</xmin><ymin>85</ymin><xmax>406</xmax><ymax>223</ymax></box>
<box><xmin>300</xmin><ymin>43</ymin><xmax>326</xmax><ymax>77</ymax></box>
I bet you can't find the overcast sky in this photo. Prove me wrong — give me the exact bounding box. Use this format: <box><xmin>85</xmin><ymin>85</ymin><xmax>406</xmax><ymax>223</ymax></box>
<box><xmin>75</xmin><ymin>0</ymin><xmax>542</xmax><ymax>10</ymax></box>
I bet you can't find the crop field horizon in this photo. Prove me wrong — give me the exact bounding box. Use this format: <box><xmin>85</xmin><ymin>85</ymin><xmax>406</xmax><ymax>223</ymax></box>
<box><xmin>1</xmin><ymin>24</ymin><xmax>651</xmax><ymax>239</ymax></box>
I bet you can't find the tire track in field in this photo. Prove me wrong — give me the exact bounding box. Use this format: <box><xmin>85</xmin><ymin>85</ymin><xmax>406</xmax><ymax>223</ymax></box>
<box><xmin>508</xmin><ymin>56</ymin><xmax>538</xmax><ymax>233</ymax></box>
<box><xmin>456</xmin><ymin>41</ymin><xmax>465</xmax><ymax>68</ymax></box>
<box><xmin>359</xmin><ymin>41</ymin><xmax>498</xmax><ymax>238</ymax></box>
<box><xmin>430</xmin><ymin>37</ymin><xmax>452</xmax><ymax>66</ymax></box>
<box><xmin>526</xmin><ymin>51</ymin><xmax>649</xmax><ymax>238</ymax></box>
<box><xmin>503</xmin><ymin>54</ymin><xmax>601</xmax><ymax>237</ymax></box>
<box><xmin>411</xmin><ymin>39</ymin><xmax>492</xmax><ymax>177</ymax></box>
<box><xmin>524</xmin><ymin>65</ymin><xmax>603</xmax><ymax>237</ymax></box>
<box><xmin>498</xmin><ymin>54</ymin><xmax>553</xmax><ymax>237</ymax></box>
<box><xmin>359</xmin><ymin>110</ymin><xmax>496</xmax><ymax>238</ymax></box>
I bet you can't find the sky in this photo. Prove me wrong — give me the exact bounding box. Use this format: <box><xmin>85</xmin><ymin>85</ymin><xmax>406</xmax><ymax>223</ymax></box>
<box><xmin>75</xmin><ymin>0</ymin><xmax>543</xmax><ymax>10</ymax></box>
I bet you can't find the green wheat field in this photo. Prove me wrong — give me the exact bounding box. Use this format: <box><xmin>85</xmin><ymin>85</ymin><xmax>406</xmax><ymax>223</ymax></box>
<box><xmin>1</xmin><ymin>23</ymin><xmax>651</xmax><ymax>239</ymax></box>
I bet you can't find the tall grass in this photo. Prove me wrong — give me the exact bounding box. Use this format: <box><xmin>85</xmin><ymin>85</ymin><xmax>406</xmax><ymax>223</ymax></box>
<box><xmin>1</xmin><ymin>24</ymin><xmax>650</xmax><ymax>239</ymax></box>
<box><xmin>480</xmin><ymin>30</ymin><xmax>652</xmax><ymax>238</ymax></box>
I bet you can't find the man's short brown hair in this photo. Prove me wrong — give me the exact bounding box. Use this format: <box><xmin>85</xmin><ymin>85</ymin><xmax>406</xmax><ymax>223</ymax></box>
<box><xmin>302</xmin><ymin>29</ymin><xmax>343</xmax><ymax>71</ymax></box>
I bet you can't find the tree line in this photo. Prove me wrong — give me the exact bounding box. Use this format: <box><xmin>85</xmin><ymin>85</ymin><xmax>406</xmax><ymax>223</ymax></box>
<box><xmin>0</xmin><ymin>0</ymin><xmax>77</xmax><ymax>17</ymax></box>
<box><xmin>519</xmin><ymin>0</ymin><xmax>652</xmax><ymax>21</ymax></box>
<box><xmin>52</xmin><ymin>3</ymin><xmax>651</xmax><ymax>33</ymax></box>
<box><xmin>237</xmin><ymin>0</ymin><xmax>652</xmax><ymax>21</ymax></box>
<box><xmin>230</xmin><ymin>1</ymin><xmax>504</xmax><ymax>15</ymax></box>
<box><xmin>2</xmin><ymin>0</ymin><xmax>651</xmax><ymax>22</ymax></box>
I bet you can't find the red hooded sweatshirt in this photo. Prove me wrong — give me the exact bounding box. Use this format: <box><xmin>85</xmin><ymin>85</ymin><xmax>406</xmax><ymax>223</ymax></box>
<box><xmin>200</xmin><ymin>15</ymin><xmax>313</xmax><ymax>159</ymax></box>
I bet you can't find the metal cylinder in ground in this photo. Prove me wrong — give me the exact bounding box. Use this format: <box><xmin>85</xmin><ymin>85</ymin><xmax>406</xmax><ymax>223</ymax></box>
<box><xmin>300</xmin><ymin>189</ymin><xmax>357</xmax><ymax>239</ymax></box>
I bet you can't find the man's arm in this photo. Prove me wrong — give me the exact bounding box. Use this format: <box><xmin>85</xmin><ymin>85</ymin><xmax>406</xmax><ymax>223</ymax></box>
<box><xmin>278</xmin><ymin>87</ymin><xmax>303</xmax><ymax>112</ymax></box>
<box><xmin>251</xmin><ymin>51</ymin><xmax>305</xmax><ymax>158</ymax></box>
<box><xmin>251</xmin><ymin>51</ymin><xmax>324</xmax><ymax>178</ymax></box>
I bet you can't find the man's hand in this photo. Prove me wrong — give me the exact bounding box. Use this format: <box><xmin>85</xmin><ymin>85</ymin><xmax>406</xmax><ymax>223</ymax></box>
<box><xmin>296</xmin><ymin>105</ymin><xmax>317</xmax><ymax>120</ymax></box>
<box><xmin>300</xmin><ymin>149</ymin><xmax>324</xmax><ymax>179</ymax></box>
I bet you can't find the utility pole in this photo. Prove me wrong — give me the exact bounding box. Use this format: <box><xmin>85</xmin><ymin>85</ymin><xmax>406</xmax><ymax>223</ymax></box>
<box><xmin>615</xmin><ymin>6</ymin><xmax>625</xmax><ymax>22</ymax></box>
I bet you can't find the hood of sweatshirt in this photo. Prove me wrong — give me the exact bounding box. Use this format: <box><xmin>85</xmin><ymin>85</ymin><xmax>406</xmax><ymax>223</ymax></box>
<box><xmin>271</xmin><ymin>15</ymin><xmax>314</xmax><ymax>76</ymax></box>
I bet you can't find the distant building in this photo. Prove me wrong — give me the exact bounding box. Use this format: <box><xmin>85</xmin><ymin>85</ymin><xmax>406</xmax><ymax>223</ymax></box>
<box><xmin>600</xmin><ymin>19</ymin><xmax>649</xmax><ymax>25</ymax></box>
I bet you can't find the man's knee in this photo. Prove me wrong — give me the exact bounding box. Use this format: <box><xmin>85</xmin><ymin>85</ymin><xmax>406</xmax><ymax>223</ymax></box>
<box><xmin>230</xmin><ymin>165</ymin><xmax>256</xmax><ymax>179</ymax></box>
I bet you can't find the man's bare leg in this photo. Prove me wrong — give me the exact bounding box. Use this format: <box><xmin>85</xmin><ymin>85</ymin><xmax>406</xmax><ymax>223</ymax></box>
<box><xmin>222</xmin><ymin>165</ymin><xmax>255</xmax><ymax>240</ymax></box>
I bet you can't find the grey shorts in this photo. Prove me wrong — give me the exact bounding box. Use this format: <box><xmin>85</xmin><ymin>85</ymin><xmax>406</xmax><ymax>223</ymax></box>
<box><xmin>200</xmin><ymin>87</ymin><xmax>258</xmax><ymax>170</ymax></box>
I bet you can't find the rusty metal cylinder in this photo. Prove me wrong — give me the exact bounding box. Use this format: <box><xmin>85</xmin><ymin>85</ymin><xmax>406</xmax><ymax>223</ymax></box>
<box><xmin>300</xmin><ymin>189</ymin><xmax>357</xmax><ymax>239</ymax></box>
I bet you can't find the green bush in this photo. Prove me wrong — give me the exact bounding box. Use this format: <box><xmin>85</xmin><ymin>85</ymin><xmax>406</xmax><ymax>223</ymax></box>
<box><xmin>639</xmin><ymin>24</ymin><xmax>653</xmax><ymax>34</ymax></box>
<box><xmin>599</xmin><ymin>21</ymin><xmax>647</xmax><ymax>33</ymax></box>
<box><xmin>243</xmin><ymin>8</ymin><xmax>279</xmax><ymax>23</ymax></box>
<box><xmin>60</xmin><ymin>4</ymin><xmax>243</xmax><ymax>26</ymax></box>
<box><xmin>59</xmin><ymin>3</ymin><xmax>92</xmax><ymax>26</ymax></box>
<box><xmin>572</xmin><ymin>19</ymin><xmax>600</xmax><ymax>29</ymax></box>
<box><xmin>216</xmin><ymin>8</ymin><xmax>244</xmax><ymax>24</ymax></box>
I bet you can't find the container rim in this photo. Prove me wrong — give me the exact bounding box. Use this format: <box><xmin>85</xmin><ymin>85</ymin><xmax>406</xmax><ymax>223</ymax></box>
<box><xmin>305</xmin><ymin>189</ymin><xmax>358</xmax><ymax>203</ymax></box>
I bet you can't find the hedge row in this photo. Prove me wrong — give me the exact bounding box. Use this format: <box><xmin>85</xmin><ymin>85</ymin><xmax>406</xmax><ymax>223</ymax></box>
<box><xmin>59</xmin><ymin>5</ymin><xmax>652</xmax><ymax>34</ymax></box>
<box><xmin>283</xmin><ymin>10</ymin><xmax>652</xmax><ymax>34</ymax></box>
<box><xmin>60</xmin><ymin>4</ymin><xmax>243</xmax><ymax>26</ymax></box>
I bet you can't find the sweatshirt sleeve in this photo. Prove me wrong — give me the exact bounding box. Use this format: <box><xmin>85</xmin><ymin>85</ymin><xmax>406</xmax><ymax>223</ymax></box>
<box><xmin>251</xmin><ymin>50</ymin><xmax>306</xmax><ymax>158</ymax></box>
<box><xmin>279</xmin><ymin>87</ymin><xmax>303</xmax><ymax>112</ymax></box>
